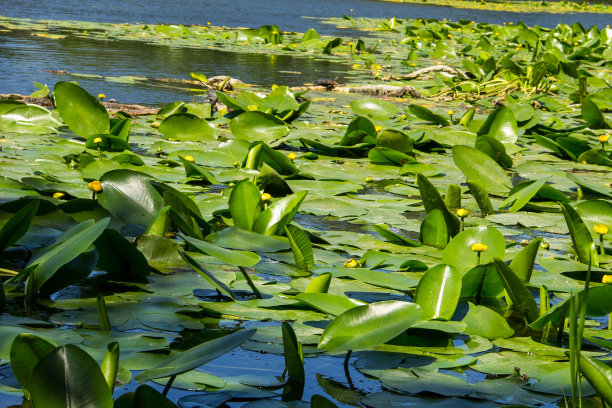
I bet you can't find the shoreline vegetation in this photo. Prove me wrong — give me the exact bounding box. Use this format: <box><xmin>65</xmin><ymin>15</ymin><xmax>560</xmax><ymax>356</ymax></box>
<box><xmin>375</xmin><ymin>0</ymin><xmax>612</xmax><ymax>14</ymax></box>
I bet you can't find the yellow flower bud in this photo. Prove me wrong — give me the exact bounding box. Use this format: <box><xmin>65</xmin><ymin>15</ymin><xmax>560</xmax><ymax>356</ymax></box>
<box><xmin>344</xmin><ymin>259</ymin><xmax>358</xmax><ymax>268</ymax></box>
<box><xmin>456</xmin><ymin>208</ymin><xmax>468</xmax><ymax>217</ymax></box>
<box><xmin>471</xmin><ymin>243</ymin><xmax>488</xmax><ymax>252</ymax></box>
<box><xmin>98</xmin><ymin>93</ymin><xmax>106</xmax><ymax>100</ymax></box>
<box><xmin>184</xmin><ymin>155</ymin><xmax>195</xmax><ymax>163</ymax></box>
<box><xmin>93</xmin><ymin>137</ymin><xmax>103</xmax><ymax>144</ymax></box>
<box><xmin>53</xmin><ymin>192</ymin><xmax>65</xmax><ymax>199</ymax></box>
<box><xmin>448</xmin><ymin>110</ymin><xmax>455</xmax><ymax>116</ymax></box>
<box><xmin>261</xmin><ymin>193</ymin><xmax>272</xmax><ymax>203</ymax></box>
<box><xmin>594</xmin><ymin>224</ymin><xmax>609</xmax><ymax>235</ymax></box>
<box><xmin>287</xmin><ymin>152</ymin><xmax>297</xmax><ymax>160</ymax></box>
<box><xmin>600</xmin><ymin>135</ymin><xmax>609</xmax><ymax>143</ymax></box>
<box><xmin>603</xmin><ymin>275</ymin><xmax>612</xmax><ymax>284</ymax></box>
<box><xmin>375</xmin><ymin>125</ymin><xmax>382</xmax><ymax>132</ymax></box>
<box><xmin>365</xmin><ymin>176</ymin><xmax>373</xmax><ymax>183</ymax></box>
<box><xmin>88</xmin><ymin>180</ymin><xmax>102</xmax><ymax>192</ymax></box>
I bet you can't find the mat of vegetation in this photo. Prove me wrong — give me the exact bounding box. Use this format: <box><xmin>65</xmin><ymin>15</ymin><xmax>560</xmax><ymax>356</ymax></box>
<box><xmin>0</xmin><ymin>13</ymin><xmax>611</xmax><ymax>408</ymax></box>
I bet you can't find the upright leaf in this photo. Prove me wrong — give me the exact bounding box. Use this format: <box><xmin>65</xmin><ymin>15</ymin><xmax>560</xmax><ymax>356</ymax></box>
<box><xmin>579</xmin><ymin>355</ymin><xmax>612</xmax><ymax>406</ymax></box>
<box><xmin>414</xmin><ymin>264</ymin><xmax>461</xmax><ymax>320</ymax></box>
<box><xmin>25</xmin><ymin>218</ymin><xmax>110</xmax><ymax>304</ymax></box>
<box><xmin>417</xmin><ymin>174</ymin><xmax>460</xmax><ymax>237</ymax></box>
<box><xmin>0</xmin><ymin>200</ymin><xmax>39</xmax><ymax>256</ymax></box>
<box><xmin>30</xmin><ymin>345</ymin><xmax>113</xmax><ymax>408</ymax></box>
<box><xmin>509</xmin><ymin>238</ymin><xmax>541</xmax><ymax>282</ymax></box>
<box><xmin>318</xmin><ymin>301</ymin><xmax>422</xmax><ymax>352</ymax></box>
<box><xmin>10</xmin><ymin>333</ymin><xmax>56</xmax><ymax>399</ymax></box>
<box><xmin>560</xmin><ymin>202</ymin><xmax>599</xmax><ymax>267</ymax></box>
<box><xmin>252</xmin><ymin>191</ymin><xmax>307</xmax><ymax>236</ymax></box>
<box><xmin>285</xmin><ymin>224</ymin><xmax>314</xmax><ymax>271</ymax></box>
<box><xmin>53</xmin><ymin>81</ymin><xmax>110</xmax><ymax>137</ymax></box>
<box><xmin>477</xmin><ymin>106</ymin><xmax>518</xmax><ymax>143</ymax></box>
<box><xmin>305</xmin><ymin>273</ymin><xmax>331</xmax><ymax>293</ymax></box>
<box><xmin>453</xmin><ymin>145</ymin><xmax>512</xmax><ymax>195</ymax></box>
<box><xmin>466</xmin><ymin>180</ymin><xmax>495</xmax><ymax>215</ymax></box>
<box><xmin>101</xmin><ymin>342</ymin><xmax>119</xmax><ymax>393</ymax></box>
<box><xmin>493</xmin><ymin>258</ymin><xmax>540</xmax><ymax>324</ymax></box>
<box><xmin>282</xmin><ymin>322</ymin><xmax>305</xmax><ymax>383</ymax></box>
<box><xmin>419</xmin><ymin>209</ymin><xmax>449</xmax><ymax>249</ymax></box>
<box><xmin>229</xmin><ymin>180</ymin><xmax>262</xmax><ymax>231</ymax></box>
<box><xmin>98</xmin><ymin>170</ymin><xmax>164</xmax><ymax>227</ymax></box>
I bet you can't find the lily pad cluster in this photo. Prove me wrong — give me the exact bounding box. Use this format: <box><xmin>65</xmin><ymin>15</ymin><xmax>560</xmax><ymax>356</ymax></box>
<box><xmin>0</xmin><ymin>11</ymin><xmax>611</xmax><ymax>408</ymax></box>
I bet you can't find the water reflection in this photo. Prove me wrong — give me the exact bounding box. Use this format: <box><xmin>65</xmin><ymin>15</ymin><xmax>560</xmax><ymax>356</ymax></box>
<box><xmin>0</xmin><ymin>29</ymin><xmax>350</xmax><ymax>105</ymax></box>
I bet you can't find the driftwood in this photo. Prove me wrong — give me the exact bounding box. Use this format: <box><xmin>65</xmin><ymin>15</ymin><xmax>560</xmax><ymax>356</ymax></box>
<box><xmin>291</xmin><ymin>84</ymin><xmax>424</xmax><ymax>98</ymax></box>
<box><xmin>0</xmin><ymin>94</ymin><xmax>158</xmax><ymax>116</ymax></box>
<box><xmin>342</xmin><ymin>85</ymin><xmax>424</xmax><ymax>98</ymax></box>
<box><xmin>401</xmin><ymin>65</ymin><xmax>469</xmax><ymax>80</ymax></box>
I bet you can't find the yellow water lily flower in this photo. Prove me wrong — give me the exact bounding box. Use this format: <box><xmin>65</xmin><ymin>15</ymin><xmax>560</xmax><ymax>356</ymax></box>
<box><xmin>365</xmin><ymin>176</ymin><xmax>373</xmax><ymax>183</ymax></box>
<box><xmin>456</xmin><ymin>208</ymin><xmax>468</xmax><ymax>218</ymax></box>
<box><xmin>98</xmin><ymin>93</ymin><xmax>105</xmax><ymax>100</ymax></box>
<box><xmin>603</xmin><ymin>275</ymin><xmax>612</xmax><ymax>284</ymax></box>
<box><xmin>375</xmin><ymin>125</ymin><xmax>382</xmax><ymax>132</ymax></box>
<box><xmin>600</xmin><ymin>135</ymin><xmax>609</xmax><ymax>143</ymax></box>
<box><xmin>344</xmin><ymin>259</ymin><xmax>358</xmax><ymax>268</ymax></box>
<box><xmin>88</xmin><ymin>180</ymin><xmax>102</xmax><ymax>192</ymax></box>
<box><xmin>93</xmin><ymin>137</ymin><xmax>103</xmax><ymax>144</ymax></box>
<box><xmin>594</xmin><ymin>224</ymin><xmax>609</xmax><ymax>235</ymax></box>
<box><xmin>448</xmin><ymin>110</ymin><xmax>455</xmax><ymax>116</ymax></box>
<box><xmin>471</xmin><ymin>243</ymin><xmax>488</xmax><ymax>252</ymax></box>
<box><xmin>261</xmin><ymin>193</ymin><xmax>272</xmax><ymax>203</ymax></box>
<box><xmin>53</xmin><ymin>192</ymin><xmax>65</xmax><ymax>199</ymax></box>
<box><xmin>287</xmin><ymin>152</ymin><xmax>297</xmax><ymax>161</ymax></box>
<box><xmin>184</xmin><ymin>155</ymin><xmax>195</xmax><ymax>163</ymax></box>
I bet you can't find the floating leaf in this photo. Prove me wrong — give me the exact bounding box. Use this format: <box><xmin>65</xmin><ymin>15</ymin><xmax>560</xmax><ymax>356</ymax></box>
<box><xmin>230</xmin><ymin>111</ymin><xmax>289</xmax><ymax>143</ymax></box>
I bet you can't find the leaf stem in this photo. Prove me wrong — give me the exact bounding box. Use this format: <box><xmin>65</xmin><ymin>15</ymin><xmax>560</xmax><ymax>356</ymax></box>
<box><xmin>344</xmin><ymin>349</ymin><xmax>352</xmax><ymax>368</ymax></box>
<box><xmin>238</xmin><ymin>266</ymin><xmax>262</xmax><ymax>299</ymax></box>
<box><xmin>162</xmin><ymin>375</ymin><xmax>176</xmax><ymax>396</ymax></box>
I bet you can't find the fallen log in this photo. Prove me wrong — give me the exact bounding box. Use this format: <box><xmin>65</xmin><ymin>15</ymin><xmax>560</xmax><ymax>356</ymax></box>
<box><xmin>291</xmin><ymin>84</ymin><xmax>424</xmax><ymax>98</ymax></box>
<box><xmin>401</xmin><ymin>65</ymin><xmax>469</xmax><ymax>80</ymax></box>
<box><xmin>0</xmin><ymin>93</ymin><xmax>158</xmax><ymax>116</ymax></box>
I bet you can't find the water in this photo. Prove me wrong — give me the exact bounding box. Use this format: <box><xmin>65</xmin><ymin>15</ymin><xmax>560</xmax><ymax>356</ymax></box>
<box><xmin>0</xmin><ymin>28</ymin><xmax>351</xmax><ymax>105</ymax></box>
<box><xmin>1</xmin><ymin>0</ymin><xmax>611</xmax><ymax>103</ymax></box>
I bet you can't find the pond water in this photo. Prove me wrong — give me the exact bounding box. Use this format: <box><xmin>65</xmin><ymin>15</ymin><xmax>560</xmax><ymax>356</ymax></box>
<box><xmin>2</xmin><ymin>0</ymin><xmax>612</xmax><ymax>104</ymax></box>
